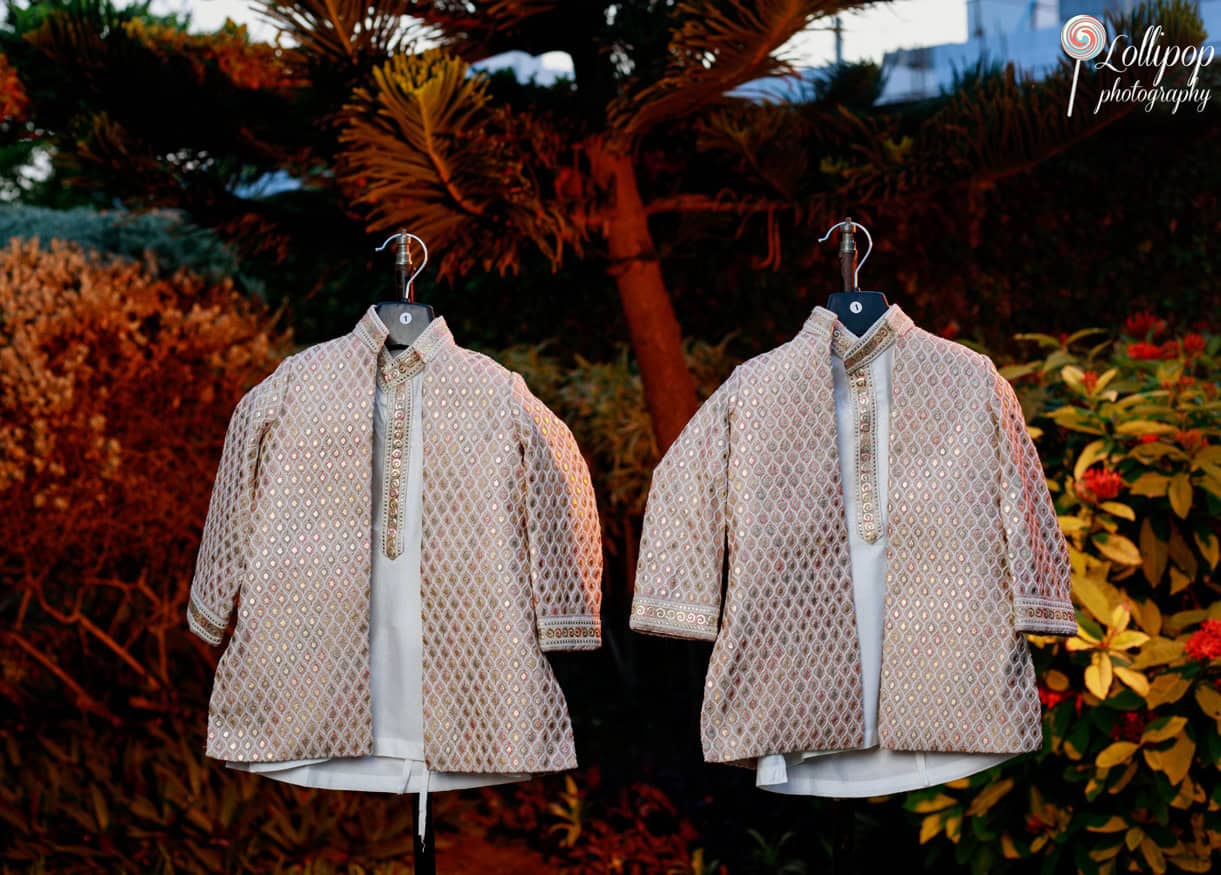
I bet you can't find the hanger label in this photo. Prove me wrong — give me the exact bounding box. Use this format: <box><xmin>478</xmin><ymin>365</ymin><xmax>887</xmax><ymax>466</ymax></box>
<box><xmin>399</xmin><ymin>312</ymin><xmax>414</xmax><ymax>325</ymax></box>
<box><xmin>850</xmin><ymin>301</ymin><xmax>863</xmax><ymax>314</ymax></box>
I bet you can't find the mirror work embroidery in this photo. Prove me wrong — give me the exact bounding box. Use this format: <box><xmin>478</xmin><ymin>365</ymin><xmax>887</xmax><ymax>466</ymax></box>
<box><xmin>831</xmin><ymin>317</ymin><xmax>898</xmax><ymax>544</ymax></box>
<box><xmin>377</xmin><ymin>347</ymin><xmax>425</xmax><ymax>558</ymax></box>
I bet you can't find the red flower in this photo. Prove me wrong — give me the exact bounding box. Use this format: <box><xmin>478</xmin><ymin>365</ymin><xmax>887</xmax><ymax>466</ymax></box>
<box><xmin>1186</xmin><ymin>619</ymin><xmax>1221</xmax><ymax>662</ymax></box>
<box><xmin>1159</xmin><ymin>340</ymin><xmax>1181</xmax><ymax>359</ymax></box>
<box><xmin>1127</xmin><ymin>341</ymin><xmax>1164</xmax><ymax>360</ymax></box>
<box><xmin>1082</xmin><ymin>370</ymin><xmax>1098</xmax><ymax>393</ymax></box>
<box><xmin>1183</xmin><ymin>333</ymin><xmax>1206</xmax><ymax>358</ymax></box>
<box><xmin>1123</xmin><ymin>311</ymin><xmax>1166</xmax><ymax>339</ymax></box>
<box><xmin>1077</xmin><ymin>466</ymin><xmax>1124</xmax><ymax>503</ymax></box>
<box><xmin>1110</xmin><ymin>711</ymin><xmax>1147</xmax><ymax>743</ymax></box>
<box><xmin>1139</xmin><ymin>434</ymin><xmax>1160</xmax><ymax>444</ymax></box>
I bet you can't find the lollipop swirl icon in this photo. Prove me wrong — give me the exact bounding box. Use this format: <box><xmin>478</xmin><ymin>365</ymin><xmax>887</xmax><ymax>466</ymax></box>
<box><xmin>1061</xmin><ymin>15</ymin><xmax>1107</xmax><ymax>116</ymax></box>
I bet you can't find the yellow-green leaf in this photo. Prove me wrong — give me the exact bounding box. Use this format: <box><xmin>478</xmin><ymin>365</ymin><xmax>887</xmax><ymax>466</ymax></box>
<box><xmin>1141</xmin><ymin>716</ymin><xmax>1188</xmax><ymax>744</ymax></box>
<box><xmin>1111</xmin><ymin>630</ymin><xmax>1150</xmax><ymax>650</ymax></box>
<box><xmin>1145</xmin><ymin>733</ymin><xmax>1195</xmax><ymax>785</ymax></box>
<box><xmin>1129</xmin><ymin>472</ymin><xmax>1170</xmax><ymax>497</ymax></box>
<box><xmin>1113</xmin><ymin>666</ymin><xmax>1150</xmax><ymax>697</ymax></box>
<box><xmin>1096</xmin><ymin>741</ymin><xmax>1140</xmax><ymax>768</ymax></box>
<box><xmin>919</xmin><ymin>812</ymin><xmax>944</xmax><ymax>844</ymax></box>
<box><xmin>1086</xmin><ymin>652</ymin><xmax>1114</xmax><ymax>698</ymax></box>
<box><xmin>1045</xmin><ymin>669</ymin><xmax>1070</xmax><ymax>691</ymax></box>
<box><xmin>1128</xmin><ymin>596</ymin><xmax>1163</xmax><ymax>635</ymax></box>
<box><xmin>1168</xmin><ymin>473</ymin><xmax>1193</xmax><ymax>518</ymax></box>
<box><xmin>1072</xmin><ymin>573</ymin><xmax>1124</xmax><ymax>626</ymax></box>
<box><xmin>910</xmin><ymin>792</ymin><xmax>958</xmax><ymax>813</ymax></box>
<box><xmin>1087</xmin><ymin>816</ymin><xmax>1129</xmax><ymax>833</ymax></box>
<box><xmin>1130</xmin><ymin>637</ymin><xmax>1183</xmax><ymax>669</ymax></box>
<box><xmin>1194</xmin><ymin>531</ymin><xmax>1219</xmax><ymax>569</ymax></box>
<box><xmin>1140</xmin><ymin>518</ymin><xmax>1168</xmax><ymax>587</ymax></box>
<box><xmin>1059</xmin><ymin>515</ymin><xmax>1092</xmax><ymax>536</ymax></box>
<box><xmin>1099</xmin><ymin>501</ymin><xmax>1135</xmax><ymax>520</ymax></box>
<box><xmin>944</xmin><ymin>809</ymin><xmax>963</xmax><ymax>843</ymax></box>
<box><xmin>1146</xmin><ymin>673</ymin><xmax>1191</xmax><ymax>708</ymax></box>
<box><xmin>1194</xmin><ymin>684</ymin><xmax>1221</xmax><ymax>721</ymax></box>
<box><xmin>1116</xmin><ymin>420</ymin><xmax>1178</xmax><ymax>436</ymax></box>
<box><xmin>1093</xmin><ymin>533</ymin><xmax>1142</xmax><ymax>566</ymax></box>
<box><xmin>965</xmin><ymin>778</ymin><xmax>1015</xmax><ymax>817</ymax></box>
<box><xmin>1164</xmin><ymin>854</ymin><xmax>1211</xmax><ymax>873</ymax></box>
<box><xmin>1000</xmin><ymin>833</ymin><xmax>1021</xmax><ymax>859</ymax></box>
<box><xmin>1139</xmin><ymin>835</ymin><xmax>1167</xmax><ymax>874</ymax></box>
<box><xmin>1074</xmin><ymin>439</ymin><xmax>1110</xmax><ymax>481</ymax></box>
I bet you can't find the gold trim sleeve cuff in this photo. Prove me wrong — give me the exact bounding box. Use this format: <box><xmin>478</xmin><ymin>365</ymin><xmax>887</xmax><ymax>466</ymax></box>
<box><xmin>187</xmin><ymin>595</ymin><xmax>227</xmax><ymax>646</ymax></box>
<box><xmin>538</xmin><ymin>614</ymin><xmax>602</xmax><ymax>651</ymax></box>
<box><xmin>1014</xmin><ymin>595</ymin><xmax>1078</xmax><ymax>636</ymax></box>
<box><xmin>630</xmin><ymin>595</ymin><xmax>719</xmax><ymax>641</ymax></box>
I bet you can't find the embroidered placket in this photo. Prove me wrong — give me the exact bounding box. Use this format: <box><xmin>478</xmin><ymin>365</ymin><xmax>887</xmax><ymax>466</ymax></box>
<box><xmin>832</xmin><ymin>317</ymin><xmax>898</xmax><ymax>543</ymax></box>
<box><xmin>377</xmin><ymin>347</ymin><xmax>424</xmax><ymax>559</ymax></box>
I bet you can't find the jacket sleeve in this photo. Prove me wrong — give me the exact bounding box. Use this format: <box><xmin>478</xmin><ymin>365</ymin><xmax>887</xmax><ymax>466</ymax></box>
<box><xmin>630</xmin><ymin>371</ymin><xmax>735</xmax><ymax>642</ymax></box>
<box><xmin>186</xmin><ymin>360</ymin><xmax>289</xmax><ymax>646</ymax></box>
<box><xmin>989</xmin><ymin>362</ymin><xmax>1078</xmax><ymax>637</ymax></box>
<box><xmin>512</xmin><ymin>374</ymin><xmax>603</xmax><ymax>652</ymax></box>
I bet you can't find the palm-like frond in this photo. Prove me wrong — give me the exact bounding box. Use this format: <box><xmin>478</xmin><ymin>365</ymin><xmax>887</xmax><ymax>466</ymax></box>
<box><xmin>408</xmin><ymin>0</ymin><xmax>566</xmax><ymax>60</ymax></box>
<box><xmin>337</xmin><ymin>49</ymin><xmax>575</xmax><ymax>278</ymax></box>
<box><xmin>610</xmin><ymin>0</ymin><xmax>874</xmax><ymax>137</ymax></box>
<box><xmin>255</xmin><ymin>0</ymin><xmax>417</xmax><ymax>70</ymax></box>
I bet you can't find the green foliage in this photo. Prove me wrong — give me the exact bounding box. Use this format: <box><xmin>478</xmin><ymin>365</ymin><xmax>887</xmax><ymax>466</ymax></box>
<box><xmin>906</xmin><ymin>320</ymin><xmax>1220</xmax><ymax>874</ymax></box>
<box><xmin>0</xmin><ymin>204</ymin><xmax>254</xmax><ymax>289</ymax></box>
<box><xmin>499</xmin><ymin>335</ymin><xmax>736</xmax><ymax>555</ymax></box>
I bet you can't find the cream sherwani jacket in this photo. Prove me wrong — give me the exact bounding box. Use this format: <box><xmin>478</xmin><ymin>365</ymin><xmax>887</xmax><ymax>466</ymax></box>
<box><xmin>630</xmin><ymin>304</ymin><xmax>1076</xmax><ymax>766</ymax></box>
<box><xmin>187</xmin><ymin>308</ymin><xmax>603</xmax><ymax>773</ymax></box>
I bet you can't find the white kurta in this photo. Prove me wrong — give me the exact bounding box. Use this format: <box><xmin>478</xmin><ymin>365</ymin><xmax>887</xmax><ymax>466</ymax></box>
<box><xmin>226</xmin><ymin>340</ymin><xmax>530</xmax><ymax>840</ymax></box>
<box><xmin>755</xmin><ymin>320</ymin><xmax>1017</xmax><ymax>796</ymax></box>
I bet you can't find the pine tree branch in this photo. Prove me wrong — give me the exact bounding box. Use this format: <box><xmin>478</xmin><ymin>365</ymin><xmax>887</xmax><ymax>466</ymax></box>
<box><xmin>610</xmin><ymin>0</ymin><xmax>875</xmax><ymax>138</ymax></box>
<box><xmin>338</xmin><ymin>49</ymin><xmax>576</xmax><ymax>277</ymax></box>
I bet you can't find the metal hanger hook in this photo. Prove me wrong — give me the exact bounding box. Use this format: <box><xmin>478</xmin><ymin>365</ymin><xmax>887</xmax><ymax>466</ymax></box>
<box><xmin>817</xmin><ymin>220</ymin><xmax>873</xmax><ymax>289</ymax></box>
<box><xmin>375</xmin><ymin>231</ymin><xmax>430</xmax><ymax>294</ymax></box>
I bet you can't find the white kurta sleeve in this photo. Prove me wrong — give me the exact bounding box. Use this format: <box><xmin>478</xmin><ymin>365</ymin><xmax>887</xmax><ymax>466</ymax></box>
<box><xmin>989</xmin><ymin>362</ymin><xmax>1078</xmax><ymax>637</ymax></box>
<box><xmin>187</xmin><ymin>360</ymin><xmax>289</xmax><ymax>646</ymax></box>
<box><xmin>630</xmin><ymin>371</ymin><xmax>736</xmax><ymax>642</ymax></box>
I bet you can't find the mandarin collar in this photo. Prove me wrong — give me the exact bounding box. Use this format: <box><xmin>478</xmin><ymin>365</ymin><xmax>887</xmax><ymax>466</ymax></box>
<box><xmin>354</xmin><ymin>305</ymin><xmax>454</xmax><ymax>360</ymax></box>
<box><xmin>800</xmin><ymin>302</ymin><xmax>914</xmax><ymax>372</ymax></box>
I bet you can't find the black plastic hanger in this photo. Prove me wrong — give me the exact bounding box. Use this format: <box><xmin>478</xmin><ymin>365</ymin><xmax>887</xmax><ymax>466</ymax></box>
<box><xmin>819</xmin><ymin>217</ymin><xmax>889</xmax><ymax>336</ymax></box>
<box><xmin>373</xmin><ymin>230</ymin><xmax>434</xmax><ymax>350</ymax></box>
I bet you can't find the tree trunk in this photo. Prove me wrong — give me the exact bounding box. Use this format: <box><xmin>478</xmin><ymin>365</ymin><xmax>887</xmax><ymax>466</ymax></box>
<box><xmin>589</xmin><ymin>143</ymin><xmax>698</xmax><ymax>452</ymax></box>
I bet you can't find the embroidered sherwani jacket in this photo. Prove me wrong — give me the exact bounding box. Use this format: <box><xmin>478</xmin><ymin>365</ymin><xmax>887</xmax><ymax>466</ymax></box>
<box><xmin>630</xmin><ymin>304</ymin><xmax>1077</xmax><ymax>765</ymax></box>
<box><xmin>187</xmin><ymin>309</ymin><xmax>603</xmax><ymax>773</ymax></box>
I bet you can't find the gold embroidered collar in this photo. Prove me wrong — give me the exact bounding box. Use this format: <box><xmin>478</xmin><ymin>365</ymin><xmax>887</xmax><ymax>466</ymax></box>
<box><xmin>801</xmin><ymin>303</ymin><xmax>914</xmax><ymax>372</ymax></box>
<box><xmin>353</xmin><ymin>305</ymin><xmax>455</xmax><ymax>366</ymax></box>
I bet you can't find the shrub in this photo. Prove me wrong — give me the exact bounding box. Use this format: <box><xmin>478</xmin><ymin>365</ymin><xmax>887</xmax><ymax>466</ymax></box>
<box><xmin>905</xmin><ymin>319</ymin><xmax>1220</xmax><ymax>874</ymax></box>
<box><xmin>0</xmin><ymin>236</ymin><xmax>289</xmax><ymax>720</ymax></box>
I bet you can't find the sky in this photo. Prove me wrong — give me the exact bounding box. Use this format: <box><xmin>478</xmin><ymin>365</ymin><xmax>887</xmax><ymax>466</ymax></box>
<box><xmin>152</xmin><ymin>0</ymin><xmax>970</xmax><ymax>68</ymax></box>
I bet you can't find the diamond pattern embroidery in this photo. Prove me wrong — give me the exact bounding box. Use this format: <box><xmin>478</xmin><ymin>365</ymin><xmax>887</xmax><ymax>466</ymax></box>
<box><xmin>631</xmin><ymin>304</ymin><xmax>1076</xmax><ymax>764</ymax></box>
<box><xmin>188</xmin><ymin>309</ymin><xmax>603</xmax><ymax>772</ymax></box>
